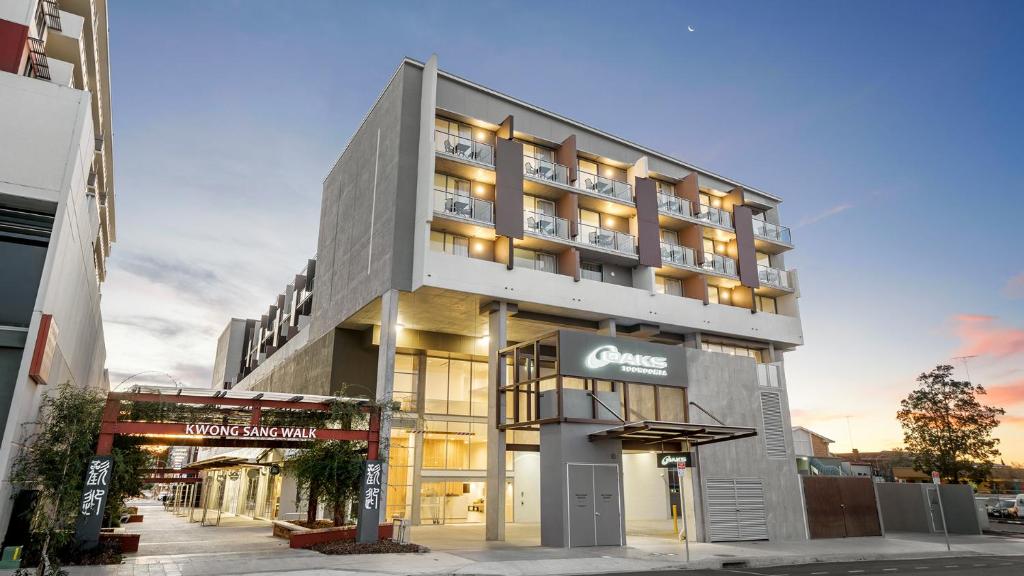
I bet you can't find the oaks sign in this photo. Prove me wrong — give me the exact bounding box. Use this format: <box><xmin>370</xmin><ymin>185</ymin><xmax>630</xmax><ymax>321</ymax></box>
<box><xmin>184</xmin><ymin>423</ymin><xmax>318</xmax><ymax>440</ymax></box>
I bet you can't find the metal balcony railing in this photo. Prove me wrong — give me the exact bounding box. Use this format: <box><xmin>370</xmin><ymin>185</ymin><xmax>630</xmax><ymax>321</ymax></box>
<box><xmin>660</xmin><ymin>242</ymin><xmax>696</xmax><ymax>267</ymax></box>
<box><xmin>757</xmin><ymin>264</ymin><xmax>791</xmax><ymax>289</ymax></box>
<box><xmin>577</xmin><ymin>170</ymin><xmax>632</xmax><ymax>203</ymax></box>
<box><xmin>434</xmin><ymin>190</ymin><xmax>494</xmax><ymax>224</ymax></box>
<box><xmin>523</xmin><ymin>156</ymin><xmax>569</xmax><ymax>185</ymax></box>
<box><xmin>36</xmin><ymin>0</ymin><xmax>61</xmax><ymax>34</ymax></box>
<box><xmin>753</xmin><ymin>219</ymin><xmax>792</xmax><ymax>244</ymax></box>
<box><xmin>25</xmin><ymin>38</ymin><xmax>50</xmax><ymax>80</ymax></box>
<box><xmin>697</xmin><ymin>205</ymin><xmax>733</xmax><ymax>228</ymax></box>
<box><xmin>702</xmin><ymin>252</ymin><xmax>737</xmax><ymax>276</ymax></box>
<box><xmin>434</xmin><ymin>130</ymin><xmax>494</xmax><ymax>165</ymax></box>
<box><xmin>578</xmin><ymin>222</ymin><xmax>636</xmax><ymax>255</ymax></box>
<box><xmin>523</xmin><ymin>210</ymin><xmax>570</xmax><ymax>240</ymax></box>
<box><xmin>657</xmin><ymin>193</ymin><xmax>692</xmax><ymax>218</ymax></box>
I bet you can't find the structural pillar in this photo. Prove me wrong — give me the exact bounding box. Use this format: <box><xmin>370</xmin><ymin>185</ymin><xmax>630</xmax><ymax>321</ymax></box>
<box><xmin>485</xmin><ymin>301</ymin><xmax>509</xmax><ymax>541</ymax></box>
<box><xmin>374</xmin><ymin>289</ymin><xmax>399</xmax><ymax>523</ymax></box>
<box><xmin>598</xmin><ymin>318</ymin><xmax>616</xmax><ymax>336</ymax></box>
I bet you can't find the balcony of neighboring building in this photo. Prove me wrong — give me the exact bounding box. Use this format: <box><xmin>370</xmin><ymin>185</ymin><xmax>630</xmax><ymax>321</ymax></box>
<box><xmin>521</xmin><ymin>143</ymin><xmax>576</xmax><ymax>198</ymax></box>
<box><xmin>434</xmin><ymin>117</ymin><xmax>496</xmax><ymax>182</ymax></box>
<box><xmin>575</xmin><ymin>158</ymin><xmax>633</xmax><ymax>210</ymax></box>
<box><xmin>752</xmin><ymin>216</ymin><xmax>794</xmax><ymax>253</ymax></box>
<box><xmin>756</xmin><ymin>263</ymin><xmax>794</xmax><ymax>296</ymax></box>
<box><xmin>432</xmin><ymin>173</ymin><xmax>495</xmax><ymax>238</ymax></box>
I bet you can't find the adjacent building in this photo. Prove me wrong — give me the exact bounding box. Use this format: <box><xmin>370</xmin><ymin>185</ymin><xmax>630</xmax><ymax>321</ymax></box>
<box><xmin>224</xmin><ymin>56</ymin><xmax>806</xmax><ymax>545</ymax></box>
<box><xmin>0</xmin><ymin>0</ymin><xmax>115</xmax><ymax>540</ymax></box>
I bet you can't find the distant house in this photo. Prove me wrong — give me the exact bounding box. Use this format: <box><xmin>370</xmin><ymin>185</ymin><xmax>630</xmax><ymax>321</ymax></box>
<box><xmin>792</xmin><ymin>427</ymin><xmax>844</xmax><ymax>476</ymax></box>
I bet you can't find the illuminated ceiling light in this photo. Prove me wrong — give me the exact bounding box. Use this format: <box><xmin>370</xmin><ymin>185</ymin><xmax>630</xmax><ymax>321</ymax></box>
<box><xmin>476</xmin><ymin>131</ymin><xmax>486</xmax><ymax>140</ymax></box>
<box><xmin>716</xmin><ymin>244</ymin><xmax>726</xmax><ymax>253</ymax></box>
<box><xmin>605</xmin><ymin>217</ymin><xmax>615</xmax><ymax>227</ymax></box>
<box><xmin>395</xmin><ymin>323</ymin><xmax>404</xmax><ymax>333</ymax></box>
<box><xmin>473</xmin><ymin>242</ymin><xmax>485</xmax><ymax>254</ymax></box>
<box><xmin>475</xmin><ymin>186</ymin><xmax>485</xmax><ymax>196</ymax></box>
<box><xmin>711</xmin><ymin>198</ymin><xmax>723</xmax><ymax>208</ymax></box>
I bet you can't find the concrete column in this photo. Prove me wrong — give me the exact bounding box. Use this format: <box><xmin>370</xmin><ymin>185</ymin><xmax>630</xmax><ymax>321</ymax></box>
<box><xmin>410</xmin><ymin>352</ymin><xmax>427</xmax><ymax>525</ymax></box>
<box><xmin>485</xmin><ymin>301</ymin><xmax>509</xmax><ymax>541</ymax></box>
<box><xmin>411</xmin><ymin>55</ymin><xmax>438</xmax><ymax>291</ymax></box>
<box><xmin>375</xmin><ymin>289</ymin><xmax>399</xmax><ymax>523</ymax></box>
<box><xmin>598</xmin><ymin>318</ymin><xmax>616</xmax><ymax>336</ymax></box>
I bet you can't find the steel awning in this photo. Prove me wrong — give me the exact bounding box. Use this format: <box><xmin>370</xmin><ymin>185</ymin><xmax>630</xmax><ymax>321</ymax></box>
<box><xmin>588</xmin><ymin>420</ymin><xmax>757</xmax><ymax>446</ymax></box>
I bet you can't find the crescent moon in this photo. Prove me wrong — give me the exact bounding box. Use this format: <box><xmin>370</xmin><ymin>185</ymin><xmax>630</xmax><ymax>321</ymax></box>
<box><xmin>688</xmin><ymin>25</ymin><xmax>695</xmax><ymax>32</ymax></box>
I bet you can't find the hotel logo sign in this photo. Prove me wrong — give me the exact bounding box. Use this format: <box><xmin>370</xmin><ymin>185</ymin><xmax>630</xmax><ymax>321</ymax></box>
<box><xmin>656</xmin><ymin>452</ymin><xmax>692</xmax><ymax>468</ymax></box>
<box><xmin>184</xmin><ymin>424</ymin><xmax>318</xmax><ymax>440</ymax></box>
<box><xmin>585</xmin><ymin>345</ymin><xmax>668</xmax><ymax>377</ymax></box>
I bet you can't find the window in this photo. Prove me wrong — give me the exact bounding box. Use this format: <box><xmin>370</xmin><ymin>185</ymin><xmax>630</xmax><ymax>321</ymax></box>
<box><xmin>430</xmin><ymin>231</ymin><xmax>469</xmax><ymax>256</ymax></box>
<box><xmin>578</xmin><ymin>158</ymin><xmax>598</xmax><ymax>175</ymax></box>
<box><xmin>627</xmin><ymin>383</ymin><xmax>657</xmax><ymax>421</ymax></box>
<box><xmin>660</xmin><ymin>229</ymin><xmax>679</xmax><ymax>244</ymax></box>
<box><xmin>755</xmin><ymin>295</ymin><xmax>777</xmax><ymax>314</ymax></box>
<box><xmin>703</xmin><ymin>237</ymin><xmax>728</xmax><ymax>256</ymax></box>
<box><xmin>435</xmin><ymin>117</ymin><xmax>494</xmax><ymax>145</ymax></box>
<box><xmin>522</xmin><ymin>143</ymin><xmax>554</xmax><ymax>163</ymax></box>
<box><xmin>756</xmin><ymin>251</ymin><xmax>771</xmax><ymax>266</ymax></box>
<box><xmin>578</xmin><ymin>208</ymin><xmax>600</xmax><ymax>228</ymax></box>
<box><xmin>514</xmin><ymin>248</ymin><xmax>557</xmax><ymax>273</ymax></box>
<box><xmin>580</xmin><ymin>261</ymin><xmax>602</xmax><ymax>281</ymax></box>
<box><xmin>655</xmin><ymin>275</ymin><xmax>683</xmax><ymax>296</ymax></box>
<box><xmin>702</xmin><ymin>341</ymin><xmax>765</xmax><ymax>363</ymax></box>
<box><xmin>434</xmin><ymin>173</ymin><xmax>472</xmax><ymax>196</ymax></box>
<box><xmin>656</xmin><ymin>180</ymin><xmax>675</xmax><ymax>196</ymax></box>
<box><xmin>707</xmin><ymin>285</ymin><xmax>720</xmax><ymax>304</ymax></box>
<box><xmin>658</xmin><ymin>387</ymin><xmax>686</xmax><ymax>422</ymax></box>
<box><xmin>393</xmin><ymin>354</ymin><xmax>418</xmax><ymax>412</ymax></box>
<box><xmin>523</xmin><ymin>195</ymin><xmax>555</xmax><ymax>216</ymax></box>
<box><xmin>423</xmin><ymin>356</ymin><xmax>490</xmax><ymax>416</ymax></box>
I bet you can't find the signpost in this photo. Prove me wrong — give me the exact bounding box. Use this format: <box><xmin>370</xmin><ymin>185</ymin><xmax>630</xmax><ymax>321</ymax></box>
<box><xmin>357</xmin><ymin>460</ymin><xmax>383</xmax><ymax>543</ymax></box>
<box><xmin>932</xmin><ymin>471</ymin><xmax>950</xmax><ymax>551</ymax></box>
<box><xmin>676</xmin><ymin>460</ymin><xmax>690</xmax><ymax>562</ymax></box>
<box><xmin>75</xmin><ymin>456</ymin><xmax>113</xmax><ymax>550</ymax></box>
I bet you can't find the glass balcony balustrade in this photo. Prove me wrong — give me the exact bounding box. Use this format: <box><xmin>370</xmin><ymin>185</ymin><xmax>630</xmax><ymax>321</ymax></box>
<box><xmin>434</xmin><ymin>130</ymin><xmax>494</xmax><ymax>165</ymax></box>
<box><xmin>697</xmin><ymin>205</ymin><xmax>733</xmax><ymax>228</ymax></box>
<box><xmin>523</xmin><ymin>210</ymin><xmax>570</xmax><ymax>240</ymax></box>
<box><xmin>523</xmin><ymin>156</ymin><xmax>569</xmax><ymax>185</ymax></box>
<box><xmin>757</xmin><ymin>264</ymin><xmax>791</xmax><ymax>289</ymax></box>
<box><xmin>702</xmin><ymin>252</ymin><xmax>737</xmax><ymax>276</ymax></box>
<box><xmin>657</xmin><ymin>192</ymin><xmax>692</xmax><ymax>218</ymax></box>
<box><xmin>578</xmin><ymin>222</ymin><xmax>636</xmax><ymax>255</ymax></box>
<box><xmin>660</xmin><ymin>242</ymin><xmax>696</xmax><ymax>267</ymax></box>
<box><xmin>577</xmin><ymin>170</ymin><xmax>632</xmax><ymax>203</ymax></box>
<box><xmin>434</xmin><ymin>189</ymin><xmax>494</xmax><ymax>224</ymax></box>
<box><xmin>753</xmin><ymin>219</ymin><xmax>793</xmax><ymax>244</ymax></box>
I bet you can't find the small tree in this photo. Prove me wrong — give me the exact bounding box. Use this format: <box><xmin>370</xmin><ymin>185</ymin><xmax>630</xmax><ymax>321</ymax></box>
<box><xmin>896</xmin><ymin>364</ymin><xmax>1005</xmax><ymax>483</ymax></box>
<box><xmin>285</xmin><ymin>441</ymin><xmax>363</xmax><ymax>526</ymax></box>
<box><xmin>12</xmin><ymin>382</ymin><xmax>104</xmax><ymax>575</ymax></box>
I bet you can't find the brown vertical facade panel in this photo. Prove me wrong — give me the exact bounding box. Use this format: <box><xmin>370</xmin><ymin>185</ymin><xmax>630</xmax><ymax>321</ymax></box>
<box><xmin>634</xmin><ymin>178</ymin><xmax>662</xmax><ymax>267</ymax></box>
<box><xmin>838</xmin><ymin>478</ymin><xmax>882</xmax><ymax>537</ymax></box>
<box><xmin>496</xmin><ymin>115</ymin><xmax>514</xmax><ymax>140</ymax></box>
<box><xmin>682</xmin><ymin>275</ymin><xmax>707</xmax><ymax>304</ymax></box>
<box><xmin>733</xmin><ymin>204</ymin><xmax>759</xmax><ymax>288</ymax></box>
<box><xmin>0</xmin><ymin>20</ymin><xmax>28</xmax><ymax>74</ymax></box>
<box><xmin>556</xmin><ymin>192</ymin><xmax>579</xmax><ymax>238</ymax></box>
<box><xmin>803</xmin><ymin>477</ymin><xmax>847</xmax><ymax>539</ymax></box>
<box><xmin>680</xmin><ymin>224</ymin><xmax>705</xmax><ymax>265</ymax></box>
<box><xmin>732</xmin><ymin>286</ymin><xmax>756</xmax><ymax>312</ymax></box>
<box><xmin>494</xmin><ymin>138</ymin><xmax>525</xmax><ymax>239</ymax></box>
<box><xmin>495</xmin><ymin>237</ymin><xmax>512</xmax><ymax>269</ymax></box>
<box><xmin>556</xmin><ymin>134</ymin><xmax>578</xmax><ymax>184</ymax></box>
<box><xmin>557</xmin><ymin>248</ymin><xmax>580</xmax><ymax>282</ymax></box>
<box><xmin>725</xmin><ymin>185</ymin><xmax>745</xmax><ymax>211</ymax></box>
<box><xmin>674</xmin><ymin>172</ymin><xmax>700</xmax><ymax>208</ymax></box>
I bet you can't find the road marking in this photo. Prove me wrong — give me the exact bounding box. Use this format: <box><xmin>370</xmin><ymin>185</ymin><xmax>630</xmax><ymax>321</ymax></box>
<box><xmin>848</xmin><ymin>571</ymin><xmax>864</xmax><ymax>574</ymax></box>
<box><xmin>882</xmin><ymin>569</ymin><xmax>897</xmax><ymax>572</ymax></box>
<box><xmin>810</xmin><ymin>572</ymin><xmax>828</xmax><ymax>575</ymax></box>
<box><xmin>973</xmin><ymin>564</ymin><xmax>987</xmax><ymax>567</ymax></box>
<box><xmin>914</xmin><ymin>567</ymin><xmax>928</xmax><ymax>570</ymax></box>
<box><xmin>943</xmin><ymin>566</ymin><xmax>958</xmax><ymax>568</ymax></box>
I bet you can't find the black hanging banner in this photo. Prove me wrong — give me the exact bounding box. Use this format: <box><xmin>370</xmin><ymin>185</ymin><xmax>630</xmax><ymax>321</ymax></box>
<box><xmin>75</xmin><ymin>456</ymin><xmax>113</xmax><ymax>550</ymax></box>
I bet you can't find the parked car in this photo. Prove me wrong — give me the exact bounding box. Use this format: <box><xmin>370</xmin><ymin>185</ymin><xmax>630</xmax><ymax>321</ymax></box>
<box><xmin>990</xmin><ymin>499</ymin><xmax>1017</xmax><ymax>519</ymax></box>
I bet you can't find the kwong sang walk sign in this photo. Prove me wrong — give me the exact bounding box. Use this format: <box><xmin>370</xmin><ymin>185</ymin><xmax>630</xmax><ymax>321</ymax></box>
<box><xmin>357</xmin><ymin>459</ymin><xmax>383</xmax><ymax>543</ymax></box>
<box><xmin>75</xmin><ymin>456</ymin><xmax>113</xmax><ymax>550</ymax></box>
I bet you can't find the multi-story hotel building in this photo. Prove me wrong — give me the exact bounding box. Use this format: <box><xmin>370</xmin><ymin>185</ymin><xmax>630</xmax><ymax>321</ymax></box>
<box><xmin>222</xmin><ymin>56</ymin><xmax>806</xmax><ymax>546</ymax></box>
<box><xmin>0</xmin><ymin>0</ymin><xmax>115</xmax><ymax>539</ymax></box>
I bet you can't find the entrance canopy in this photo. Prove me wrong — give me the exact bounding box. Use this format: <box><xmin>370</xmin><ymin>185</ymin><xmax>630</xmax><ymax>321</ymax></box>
<box><xmin>588</xmin><ymin>420</ymin><xmax>757</xmax><ymax>447</ymax></box>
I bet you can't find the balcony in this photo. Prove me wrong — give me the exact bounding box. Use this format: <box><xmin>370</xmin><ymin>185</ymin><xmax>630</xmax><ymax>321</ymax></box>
<box><xmin>578</xmin><ymin>222</ymin><xmax>636</xmax><ymax>256</ymax></box>
<box><xmin>523</xmin><ymin>210</ymin><xmax>570</xmax><ymax>240</ymax></box>
<box><xmin>697</xmin><ymin>206</ymin><xmax>732</xmax><ymax>229</ymax></box>
<box><xmin>661</xmin><ymin>242</ymin><xmax>696</xmax><ymax>268</ymax></box>
<box><xmin>753</xmin><ymin>219</ymin><xmax>792</xmax><ymax>245</ymax></box>
<box><xmin>577</xmin><ymin>170</ymin><xmax>632</xmax><ymax>203</ymax></box>
<box><xmin>657</xmin><ymin>192</ymin><xmax>692</xmax><ymax>218</ymax></box>
<box><xmin>434</xmin><ymin>130</ymin><xmax>493</xmax><ymax>166</ymax></box>
<box><xmin>702</xmin><ymin>252</ymin><xmax>737</xmax><ymax>276</ymax></box>
<box><xmin>523</xmin><ymin>156</ymin><xmax>569</xmax><ymax>185</ymax></box>
<box><xmin>434</xmin><ymin>190</ymin><xmax>493</xmax><ymax>225</ymax></box>
<box><xmin>757</xmin><ymin>264</ymin><xmax>792</xmax><ymax>291</ymax></box>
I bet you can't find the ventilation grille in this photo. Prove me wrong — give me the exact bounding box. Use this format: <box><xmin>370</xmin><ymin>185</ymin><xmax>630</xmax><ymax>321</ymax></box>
<box><xmin>759</xmin><ymin>391</ymin><xmax>788</xmax><ymax>459</ymax></box>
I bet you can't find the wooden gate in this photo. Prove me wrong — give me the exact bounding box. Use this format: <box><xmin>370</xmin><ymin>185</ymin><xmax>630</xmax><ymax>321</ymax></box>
<box><xmin>802</xmin><ymin>477</ymin><xmax>881</xmax><ymax>539</ymax></box>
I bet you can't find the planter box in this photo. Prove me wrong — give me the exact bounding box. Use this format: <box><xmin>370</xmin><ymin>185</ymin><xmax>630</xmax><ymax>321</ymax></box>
<box><xmin>99</xmin><ymin>532</ymin><xmax>140</xmax><ymax>554</ymax></box>
<box><xmin>124</xmin><ymin>506</ymin><xmax>139</xmax><ymax>515</ymax></box>
<box><xmin>127</xmin><ymin>515</ymin><xmax>144</xmax><ymax>523</ymax></box>
<box><xmin>272</xmin><ymin>520</ymin><xmax>393</xmax><ymax>549</ymax></box>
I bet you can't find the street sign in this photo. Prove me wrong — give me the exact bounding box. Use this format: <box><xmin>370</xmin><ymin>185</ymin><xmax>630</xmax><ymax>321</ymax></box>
<box><xmin>75</xmin><ymin>456</ymin><xmax>113</xmax><ymax>550</ymax></box>
<box><xmin>676</xmin><ymin>460</ymin><xmax>686</xmax><ymax>472</ymax></box>
<box><xmin>931</xmin><ymin>471</ymin><xmax>940</xmax><ymax>484</ymax></box>
<box><xmin>357</xmin><ymin>460</ymin><xmax>383</xmax><ymax>543</ymax></box>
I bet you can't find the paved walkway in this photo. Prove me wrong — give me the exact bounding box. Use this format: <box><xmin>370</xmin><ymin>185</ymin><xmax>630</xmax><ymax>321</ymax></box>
<box><xmin>7</xmin><ymin>501</ymin><xmax>1023</xmax><ymax>575</ymax></box>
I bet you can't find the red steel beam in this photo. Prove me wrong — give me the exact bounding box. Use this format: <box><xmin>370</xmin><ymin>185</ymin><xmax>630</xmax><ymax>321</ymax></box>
<box><xmin>101</xmin><ymin>421</ymin><xmax>374</xmax><ymax>442</ymax></box>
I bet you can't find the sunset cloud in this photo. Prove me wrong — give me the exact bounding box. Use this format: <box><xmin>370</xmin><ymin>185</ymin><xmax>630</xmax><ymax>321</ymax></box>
<box><xmin>984</xmin><ymin>379</ymin><xmax>1024</xmax><ymax>406</ymax></box>
<box><xmin>952</xmin><ymin>314</ymin><xmax>1024</xmax><ymax>358</ymax></box>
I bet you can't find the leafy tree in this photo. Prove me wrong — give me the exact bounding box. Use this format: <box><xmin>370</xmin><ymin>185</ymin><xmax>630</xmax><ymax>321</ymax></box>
<box><xmin>285</xmin><ymin>441</ymin><xmax>364</xmax><ymax>526</ymax></box>
<box><xmin>105</xmin><ymin>436</ymin><xmax>153</xmax><ymax>525</ymax></box>
<box><xmin>896</xmin><ymin>364</ymin><xmax>1005</xmax><ymax>483</ymax></box>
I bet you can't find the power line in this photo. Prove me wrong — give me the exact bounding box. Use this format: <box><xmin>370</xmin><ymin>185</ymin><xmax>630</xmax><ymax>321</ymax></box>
<box><xmin>951</xmin><ymin>355</ymin><xmax>977</xmax><ymax>383</ymax></box>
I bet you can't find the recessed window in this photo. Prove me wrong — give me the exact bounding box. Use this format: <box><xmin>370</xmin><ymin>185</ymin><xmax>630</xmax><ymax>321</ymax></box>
<box><xmin>655</xmin><ymin>275</ymin><xmax>683</xmax><ymax>296</ymax></box>
<box><xmin>707</xmin><ymin>285</ymin><xmax>720</xmax><ymax>304</ymax></box>
<box><xmin>755</xmin><ymin>295</ymin><xmax>777</xmax><ymax>314</ymax></box>
<box><xmin>514</xmin><ymin>247</ymin><xmax>557</xmax><ymax>273</ymax></box>
<box><xmin>581</xmin><ymin>261</ymin><xmax>602</xmax><ymax>281</ymax></box>
<box><xmin>430</xmin><ymin>231</ymin><xmax>469</xmax><ymax>257</ymax></box>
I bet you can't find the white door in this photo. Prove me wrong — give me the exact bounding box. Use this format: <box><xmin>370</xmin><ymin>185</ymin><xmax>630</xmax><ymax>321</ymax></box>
<box><xmin>705</xmin><ymin>478</ymin><xmax>769</xmax><ymax>542</ymax></box>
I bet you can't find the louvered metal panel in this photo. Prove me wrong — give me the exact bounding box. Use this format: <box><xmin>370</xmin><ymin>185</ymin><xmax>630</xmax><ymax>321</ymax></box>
<box><xmin>705</xmin><ymin>478</ymin><xmax>769</xmax><ymax>542</ymax></box>
<box><xmin>760</xmin><ymin>390</ymin><xmax>788</xmax><ymax>459</ymax></box>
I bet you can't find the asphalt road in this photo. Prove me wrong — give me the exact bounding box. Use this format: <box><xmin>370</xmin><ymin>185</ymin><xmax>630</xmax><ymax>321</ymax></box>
<box><xmin>604</xmin><ymin>555</ymin><xmax>1024</xmax><ymax>576</ymax></box>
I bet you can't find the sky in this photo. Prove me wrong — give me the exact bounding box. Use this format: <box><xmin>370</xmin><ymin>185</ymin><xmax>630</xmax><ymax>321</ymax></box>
<box><xmin>102</xmin><ymin>1</ymin><xmax>1024</xmax><ymax>461</ymax></box>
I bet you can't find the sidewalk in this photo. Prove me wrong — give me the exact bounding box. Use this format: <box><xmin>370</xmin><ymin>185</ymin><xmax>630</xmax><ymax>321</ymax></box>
<box><xmin>12</xmin><ymin>503</ymin><xmax>1024</xmax><ymax>576</ymax></box>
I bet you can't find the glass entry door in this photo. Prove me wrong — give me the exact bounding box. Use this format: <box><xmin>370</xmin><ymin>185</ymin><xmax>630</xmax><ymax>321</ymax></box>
<box><xmin>419</xmin><ymin>481</ymin><xmax>486</xmax><ymax>524</ymax></box>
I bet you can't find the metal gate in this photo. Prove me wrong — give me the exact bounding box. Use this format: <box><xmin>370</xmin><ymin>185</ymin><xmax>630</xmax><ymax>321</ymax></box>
<box><xmin>802</xmin><ymin>477</ymin><xmax>881</xmax><ymax>538</ymax></box>
<box><xmin>705</xmin><ymin>478</ymin><xmax>769</xmax><ymax>542</ymax></box>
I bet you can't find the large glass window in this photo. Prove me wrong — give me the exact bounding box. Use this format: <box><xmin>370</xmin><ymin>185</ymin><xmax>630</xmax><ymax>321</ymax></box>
<box><xmin>755</xmin><ymin>295</ymin><xmax>778</xmax><ymax>314</ymax></box>
<box><xmin>393</xmin><ymin>354</ymin><xmax>418</xmax><ymax>412</ymax></box>
<box><xmin>386</xmin><ymin>428</ymin><xmax>415</xmax><ymax>519</ymax></box>
<box><xmin>658</xmin><ymin>387</ymin><xmax>686</xmax><ymax>422</ymax></box>
<box><xmin>425</xmin><ymin>357</ymin><xmax>450</xmax><ymax>414</ymax></box>
<box><xmin>627</xmin><ymin>383</ymin><xmax>657</xmax><ymax>421</ymax></box>
<box><xmin>522</xmin><ymin>143</ymin><xmax>554</xmax><ymax>163</ymax></box>
<box><xmin>702</xmin><ymin>341</ymin><xmax>765</xmax><ymax>363</ymax></box>
<box><xmin>707</xmin><ymin>285</ymin><xmax>720</xmax><ymax>304</ymax></box>
<box><xmin>523</xmin><ymin>195</ymin><xmax>555</xmax><ymax>216</ymax></box>
<box><xmin>448</xmin><ymin>360</ymin><xmax>472</xmax><ymax>416</ymax></box>
<box><xmin>422</xmin><ymin>421</ymin><xmax>487</xmax><ymax>471</ymax></box>
<box><xmin>434</xmin><ymin>173</ymin><xmax>471</xmax><ymax>195</ymax></box>
<box><xmin>655</xmin><ymin>275</ymin><xmax>683</xmax><ymax>296</ymax></box>
<box><xmin>471</xmin><ymin>363</ymin><xmax>488</xmax><ymax>417</ymax></box>
<box><xmin>430</xmin><ymin>231</ymin><xmax>469</xmax><ymax>257</ymax></box>
<box><xmin>423</xmin><ymin>356</ymin><xmax>489</xmax><ymax>415</ymax></box>
<box><xmin>514</xmin><ymin>248</ymin><xmax>557</xmax><ymax>273</ymax></box>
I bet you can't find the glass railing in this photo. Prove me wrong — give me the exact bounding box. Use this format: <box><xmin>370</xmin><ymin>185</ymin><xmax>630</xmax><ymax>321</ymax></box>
<box><xmin>577</xmin><ymin>170</ymin><xmax>632</xmax><ymax>203</ymax></box>
<box><xmin>434</xmin><ymin>190</ymin><xmax>494</xmax><ymax>224</ymax></box>
<box><xmin>434</xmin><ymin>130</ymin><xmax>494</xmax><ymax>165</ymax></box>
<box><xmin>657</xmin><ymin>193</ymin><xmax>692</xmax><ymax>218</ymax></box>
<box><xmin>753</xmin><ymin>219</ymin><xmax>792</xmax><ymax>244</ymax></box>
<box><xmin>757</xmin><ymin>264</ymin><xmax>791</xmax><ymax>289</ymax></box>
<box><xmin>697</xmin><ymin>205</ymin><xmax>733</xmax><ymax>228</ymax></box>
<box><xmin>702</xmin><ymin>252</ymin><xmax>737</xmax><ymax>276</ymax></box>
<box><xmin>523</xmin><ymin>156</ymin><xmax>569</xmax><ymax>185</ymax></box>
<box><xmin>577</xmin><ymin>222</ymin><xmax>636</xmax><ymax>255</ymax></box>
<box><xmin>523</xmin><ymin>210</ymin><xmax>570</xmax><ymax>240</ymax></box>
<box><xmin>660</xmin><ymin>242</ymin><xmax>696</xmax><ymax>267</ymax></box>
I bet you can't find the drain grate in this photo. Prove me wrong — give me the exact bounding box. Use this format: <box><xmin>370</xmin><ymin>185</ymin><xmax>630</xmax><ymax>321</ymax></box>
<box><xmin>721</xmin><ymin>560</ymin><xmax>750</xmax><ymax>569</ymax></box>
